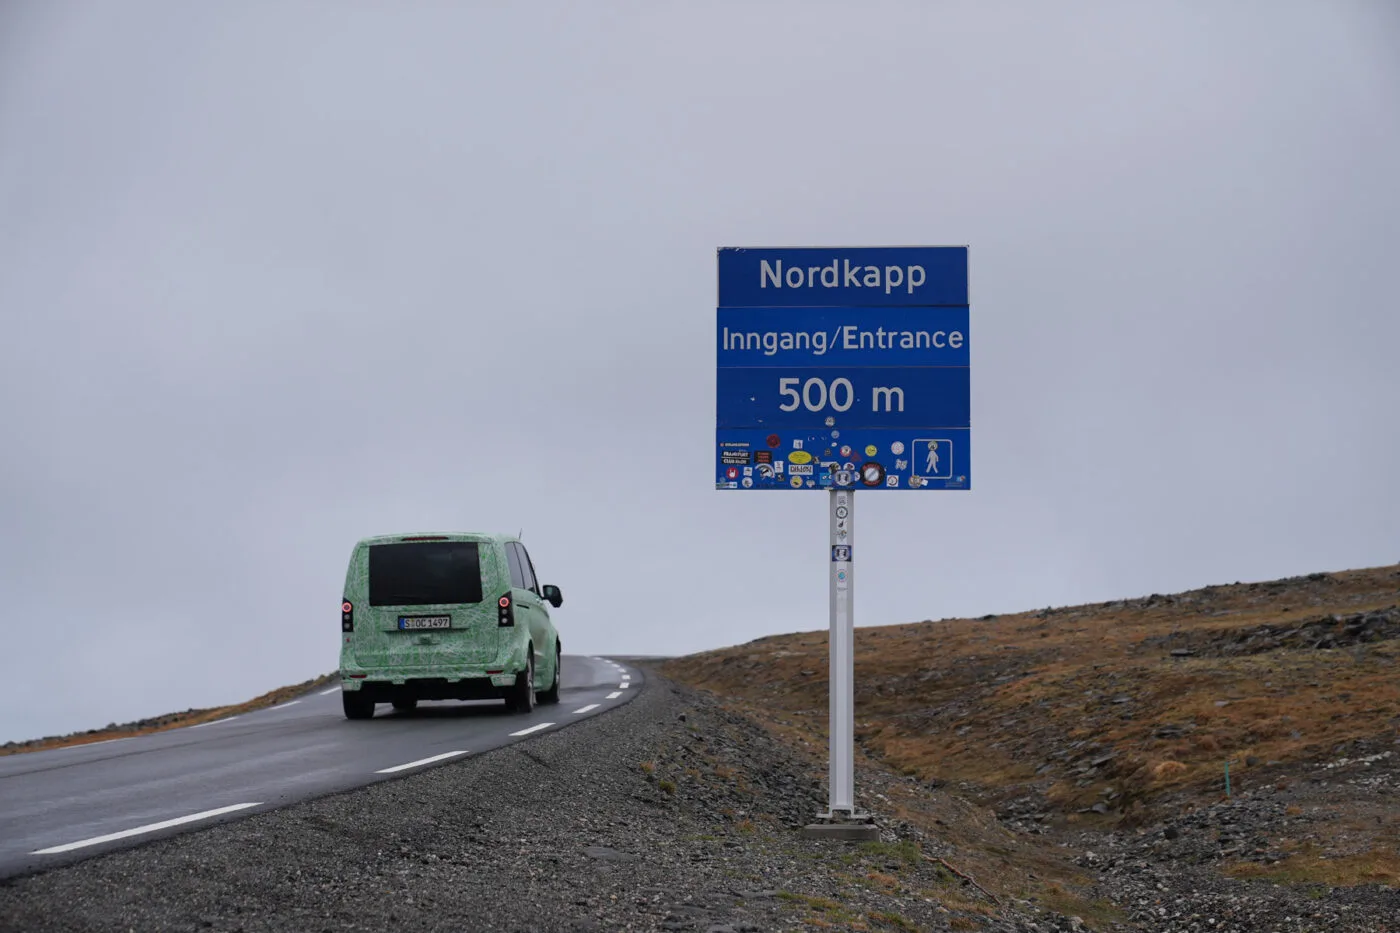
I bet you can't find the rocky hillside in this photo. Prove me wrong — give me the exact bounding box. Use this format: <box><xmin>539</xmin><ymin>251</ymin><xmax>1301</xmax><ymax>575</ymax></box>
<box><xmin>662</xmin><ymin>562</ymin><xmax>1400</xmax><ymax>901</ymax></box>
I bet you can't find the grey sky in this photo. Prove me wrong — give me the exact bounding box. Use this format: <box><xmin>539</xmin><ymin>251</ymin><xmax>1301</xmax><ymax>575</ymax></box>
<box><xmin>2</xmin><ymin>1</ymin><xmax>1397</xmax><ymax>744</ymax></box>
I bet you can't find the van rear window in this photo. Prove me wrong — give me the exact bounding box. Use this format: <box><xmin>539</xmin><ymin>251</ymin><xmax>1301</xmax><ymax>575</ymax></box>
<box><xmin>368</xmin><ymin>542</ymin><xmax>484</xmax><ymax>606</ymax></box>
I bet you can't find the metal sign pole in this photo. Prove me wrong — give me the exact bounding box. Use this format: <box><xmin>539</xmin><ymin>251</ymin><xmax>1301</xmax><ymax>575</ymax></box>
<box><xmin>826</xmin><ymin>487</ymin><xmax>860</xmax><ymax>819</ymax></box>
<box><xmin>715</xmin><ymin>245</ymin><xmax>968</xmax><ymax>842</ymax></box>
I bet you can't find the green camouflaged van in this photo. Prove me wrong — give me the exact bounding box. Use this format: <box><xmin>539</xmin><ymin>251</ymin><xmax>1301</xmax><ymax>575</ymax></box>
<box><xmin>338</xmin><ymin>533</ymin><xmax>563</xmax><ymax>720</ymax></box>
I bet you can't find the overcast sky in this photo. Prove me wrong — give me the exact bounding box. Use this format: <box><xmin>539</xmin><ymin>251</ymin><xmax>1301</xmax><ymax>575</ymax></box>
<box><xmin>2</xmin><ymin>1</ymin><xmax>1397</xmax><ymax>744</ymax></box>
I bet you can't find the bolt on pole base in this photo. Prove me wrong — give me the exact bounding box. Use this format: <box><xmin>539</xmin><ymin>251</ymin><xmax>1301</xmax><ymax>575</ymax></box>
<box><xmin>817</xmin><ymin>807</ymin><xmax>873</xmax><ymax>822</ymax></box>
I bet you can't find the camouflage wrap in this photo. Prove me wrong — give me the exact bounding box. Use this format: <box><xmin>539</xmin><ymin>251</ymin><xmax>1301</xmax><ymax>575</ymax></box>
<box><xmin>339</xmin><ymin>533</ymin><xmax>558</xmax><ymax>693</ymax></box>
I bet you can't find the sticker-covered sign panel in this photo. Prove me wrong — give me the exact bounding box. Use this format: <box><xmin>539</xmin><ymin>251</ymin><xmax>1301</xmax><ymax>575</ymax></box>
<box><xmin>714</xmin><ymin>428</ymin><xmax>970</xmax><ymax>491</ymax></box>
<box><xmin>715</xmin><ymin>245</ymin><xmax>970</xmax><ymax>491</ymax></box>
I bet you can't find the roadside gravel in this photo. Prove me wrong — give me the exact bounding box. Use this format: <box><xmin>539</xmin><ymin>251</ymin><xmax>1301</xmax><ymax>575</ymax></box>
<box><xmin>1070</xmin><ymin>746</ymin><xmax>1400</xmax><ymax>933</ymax></box>
<box><xmin>0</xmin><ymin>674</ymin><xmax>1071</xmax><ymax>933</ymax></box>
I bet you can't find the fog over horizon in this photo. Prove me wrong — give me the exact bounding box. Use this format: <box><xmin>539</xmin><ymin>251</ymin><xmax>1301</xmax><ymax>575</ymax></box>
<box><xmin>2</xmin><ymin>2</ymin><xmax>1398</xmax><ymax>744</ymax></box>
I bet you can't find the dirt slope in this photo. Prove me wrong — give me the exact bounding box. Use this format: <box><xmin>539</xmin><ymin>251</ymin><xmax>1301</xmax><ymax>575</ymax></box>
<box><xmin>661</xmin><ymin>562</ymin><xmax>1400</xmax><ymax>897</ymax></box>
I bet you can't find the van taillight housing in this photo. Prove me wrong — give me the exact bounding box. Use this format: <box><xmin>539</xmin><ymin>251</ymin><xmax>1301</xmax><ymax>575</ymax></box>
<box><xmin>497</xmin><ymin>594</ymin><xmax>514</xmax><ymax>627</ymax></box>
<box><xmin>342</xmin><ymin>600</ymin><xmax>354</xmax><ymax>632</ymax></box>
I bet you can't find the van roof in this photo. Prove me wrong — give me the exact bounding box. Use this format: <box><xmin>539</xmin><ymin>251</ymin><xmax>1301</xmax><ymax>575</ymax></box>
<box><xmin>355</xmin><ymin>532</ymin><xmax>514</xmax><ymax>547</ymax></box>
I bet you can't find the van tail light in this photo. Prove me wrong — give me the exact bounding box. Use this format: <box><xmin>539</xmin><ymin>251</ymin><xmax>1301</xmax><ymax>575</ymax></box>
<box><xmin>342</xmin><ymin>600</ymin><xmax>354</xmax><ymax>632</ymax></box>
<box><xmin>497</xmin><ymin>594</ymin><xmax>514</xmax><ymax>627</ymax></box>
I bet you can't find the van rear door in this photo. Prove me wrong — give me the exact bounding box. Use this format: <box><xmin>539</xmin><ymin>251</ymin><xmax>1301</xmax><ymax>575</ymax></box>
<box><xmin>350</xmin><ymin>539</ymin><xmax>500</xmax><ymax>671</ymax></box>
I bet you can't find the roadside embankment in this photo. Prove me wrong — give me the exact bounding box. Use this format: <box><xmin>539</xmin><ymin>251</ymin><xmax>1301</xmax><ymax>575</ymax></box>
<box><xmin>0</xmin><ymin>672</ymin><xmax>340</xmax><ymax>757</ymax></box>
<box><xmin>2</xmin><ymin>673</ymin><xmax>1105</xmax><ymax>933</ymax></box>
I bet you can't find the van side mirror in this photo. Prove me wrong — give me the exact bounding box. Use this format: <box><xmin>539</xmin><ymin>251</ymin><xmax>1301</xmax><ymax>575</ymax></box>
<box><xmin>542</xmin><ymin>584</ymin><xmax>563</xmax><ymax>608</ymax></box>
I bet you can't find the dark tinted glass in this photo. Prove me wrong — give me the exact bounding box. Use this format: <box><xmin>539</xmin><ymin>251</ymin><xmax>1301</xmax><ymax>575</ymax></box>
<box><xmin>517</xmin><ymin>544</ymin><xmax>539</xmax><ymax>593</ymax></box>
<box><xmin>505</xmin><ymin>543</ymin><xmax>526</xmax><ymax>589</ymax></box>
<box><xmin>368</xmin><ymin>542</ymin><xmax>483</xmax><ymax>606</ymax></box>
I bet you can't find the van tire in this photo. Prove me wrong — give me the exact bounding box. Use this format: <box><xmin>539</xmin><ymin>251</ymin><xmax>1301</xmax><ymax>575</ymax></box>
<box><xmin>506</xmin><ymin>652</ymin><xmax>536</xmax><ymax>713</ymax></box>
<box><xmin>539</xmin><ymin>646</ymin><xmax>561</xmax><ymax>705</ymax></box>
<box><xmin>343</xmin><ymin>692</ymin><xmax>375</xmax><ymax>720</ymax></box>
<box><xmin>391</xmin><ymin>698</ymin><xmax>417</xmax><ymax>713</ymax></box>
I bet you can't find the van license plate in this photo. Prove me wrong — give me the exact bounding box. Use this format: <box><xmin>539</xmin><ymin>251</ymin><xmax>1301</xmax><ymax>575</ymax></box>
<box><xmin>398</xmin><ymin>615</ymin><xmax>451</xmax><ymax>630</ymax></box>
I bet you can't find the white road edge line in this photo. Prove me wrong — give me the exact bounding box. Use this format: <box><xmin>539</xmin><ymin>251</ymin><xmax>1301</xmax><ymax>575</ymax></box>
<box><xmin>189</xmin><ymin>716</ymin><xmax>240</xmax><ymax>729</ymax></box>
<box><xmin>606</xmin><ymin>691</ymin><xmax>622</xmax><ymax>699</ymax></box>
<box><xmin>267</xmin><ymin>700</ymin><xmax>301</xmax><ymax>711</ymax></box>
<box><xmin>319</xmin><ymin>686</ymin><xmax>340</xmax><ymax>696</ymax></box>
<box><xmin>509</xmin><ymin>722</ymin><xmax>554</xmax><ymax>737</ymax></box>
<box><xmin>572</xmin><ymin>704</ymin><xmax>600</xmax><ymax>714</ymax></box>
<box><xmin>375</xmin><ymin>750</ymin><xmax>469</xmax><ymax>774</ymax></box>
<box><xmin>32</xmin><ymin>802</ymin><xmax>262</xmax><ymax>855</ymax></box>
<box><xmin>52</xmin><ymin>736</ymin><xmax>131</xmax><ymax>750</ymax></box>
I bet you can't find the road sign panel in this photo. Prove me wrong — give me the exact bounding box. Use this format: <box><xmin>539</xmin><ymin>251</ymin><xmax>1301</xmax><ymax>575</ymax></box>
<box><xmin>717</xmin><ymin>307</ymin><xmax>969</xmax><ymax>367</ymax></box>
<box><xmin>713</xmin><ymin>427</ymin><xmax>970</xmax><ymax>491</ymax></box>
<box><xmin>718</xmin><ymin>246</ymin><xmax>968</xmax><ymax>308</ymax></box>
<box><xmin>715</xmin><ymin>245</ymin><xmax>969</xmax><ymax>491</ymax></box>
<box><xmin>716</xmin><ymin>366</ymin><xmax>969</xmax><ymax>430</ymax></box>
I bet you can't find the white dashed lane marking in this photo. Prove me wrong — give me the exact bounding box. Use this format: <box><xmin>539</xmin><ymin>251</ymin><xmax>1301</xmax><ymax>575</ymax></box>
<box><xmin>375</xmin><ymin>751</ymin><xmax>470</xmax><ymax>774</ymax></box>
<box><xmin>509</xmin><ymin>723</ymin><xmax>554</xmax><ymax>737</ymax></box>
<box><xmin>53</xmin><ymin>737</ymin><xmax>131</xmax><ymax>750</ymax></box>
<box><xmin>189</xmin><ymin>716</ymin><xmax>239</xmax><ymax>729</ymax></box>
<box><xmin>28</xmin><ymin>660</ymin><xmax>638</xmax><ymax>867</ymax></box>
<box><xmin>32</xmin><ymin>803</ymin><xmax>262</xmax><ymax>855</ymax></box>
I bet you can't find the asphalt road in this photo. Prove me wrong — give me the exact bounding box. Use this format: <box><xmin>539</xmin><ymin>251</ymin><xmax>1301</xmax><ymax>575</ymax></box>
<box><xmin>0</xmin><ymin>654</ymin><xmax>639</xmax><ymax>881</ymax></box>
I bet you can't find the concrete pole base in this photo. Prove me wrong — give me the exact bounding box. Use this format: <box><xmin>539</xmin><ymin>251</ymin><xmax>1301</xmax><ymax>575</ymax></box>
<box><xmin>801</xmin><ymin>810</ymin><xmax>879</xmax><ymax>841</ymax></box>
<box><xmin>800</xmin><ymin>821</ymin><xmax>881</xmax><ymax>841</ymax></box>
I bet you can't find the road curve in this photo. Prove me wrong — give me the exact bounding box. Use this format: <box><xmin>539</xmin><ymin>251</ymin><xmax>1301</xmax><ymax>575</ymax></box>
<box><xmin>0</xmin><ymin>654</ymin><xmax>639</xmax><ymax>880</ymax></box>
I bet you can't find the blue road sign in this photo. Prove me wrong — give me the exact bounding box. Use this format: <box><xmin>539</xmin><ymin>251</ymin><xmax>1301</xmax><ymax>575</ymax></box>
<box><xmin>713</xmin><ymin>428</ymin><xmax>971</xmax><ymax>491</ymax></box>
<box><xmin>715</xmin><ymin>245</ymin><xmax>970</xmax><ymax>491</ymax></box>
<box><xmin>717</xmin><ymin>307</ymin><xmax>969</xmax><ymax>367</ymax></box>
<box><xmin>717</xmin><ymin>246</ymin><xmax>968</xmax><ymax>308</ymax></box>
<box><xmin>716</xmin><ymin>366</ymin><xmax>969</xmax><ymax>430</ymax></box>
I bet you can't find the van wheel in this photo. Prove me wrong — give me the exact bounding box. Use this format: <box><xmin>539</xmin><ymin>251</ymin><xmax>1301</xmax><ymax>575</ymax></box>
<box><xmin>343</xmin><ymin>692</ymin><xmax>375</xmax><ymax>720</ymax></box>
<box><xmin>391</xmin><ymin>698</ymin><xmax>417</xmax><ymax>713</ymax></box>
<box><xmin>539</xmin><ymin>646</ymin><xmax>561</xmax><ymax>705</ymax></box>
<box><xmin>507</xmin><ymin>652</ymin><xmax>536</xmax><ymax>713</ymax></box>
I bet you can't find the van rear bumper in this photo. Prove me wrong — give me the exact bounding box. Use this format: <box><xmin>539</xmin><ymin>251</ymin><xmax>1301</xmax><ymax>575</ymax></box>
<box><xmin>345</xmin><ymin>676</ymin><xmax>514</xmax><ymax>702</ymax></box>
